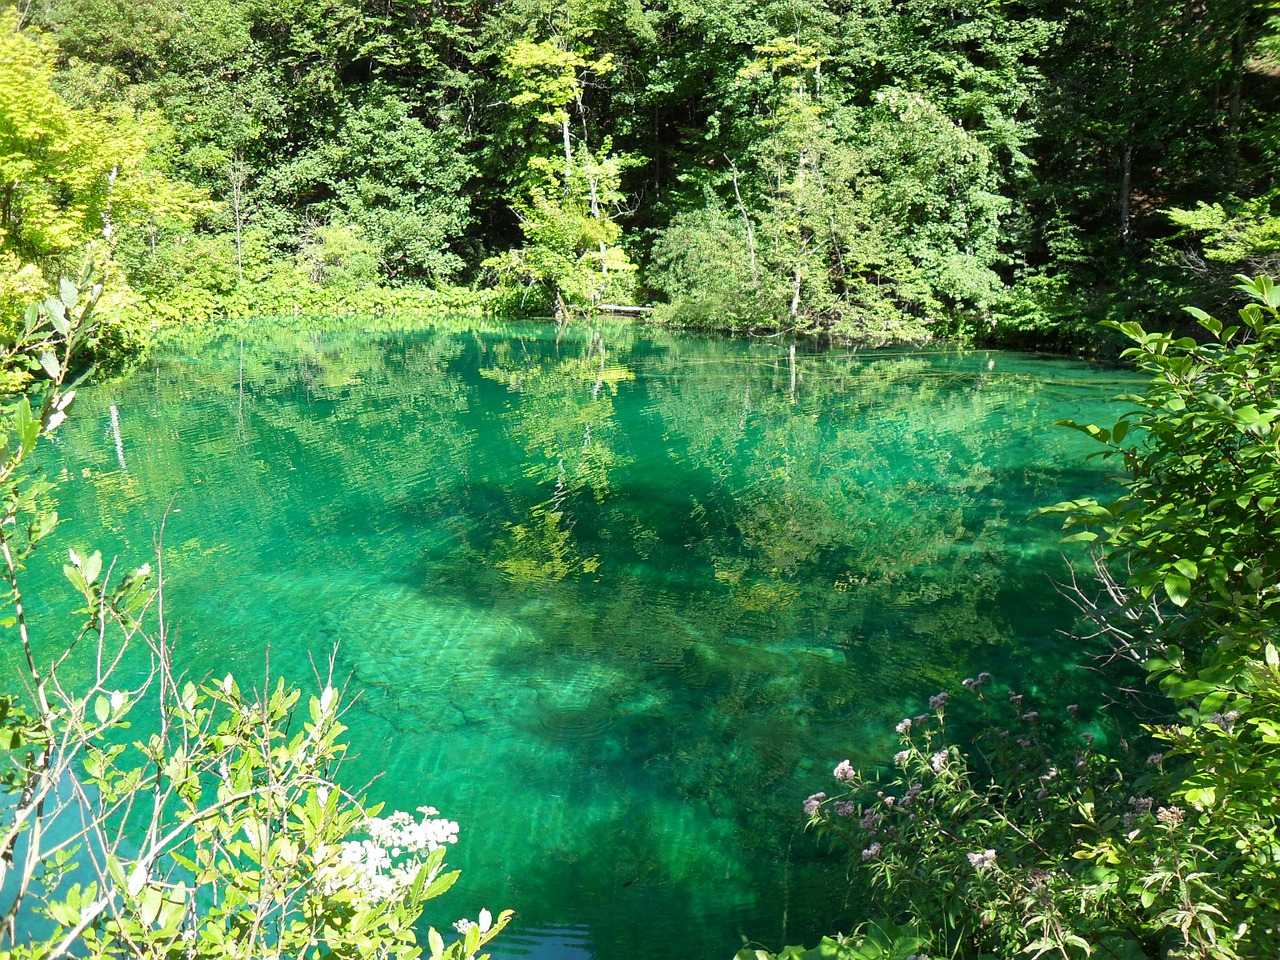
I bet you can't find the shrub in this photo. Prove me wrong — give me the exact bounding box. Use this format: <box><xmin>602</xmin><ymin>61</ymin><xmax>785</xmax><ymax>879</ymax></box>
<box><xmin>764</xmin><ymin>276</ymin><xmax>1280</xmax><ymax>960</ymax></box>
<box><xmin>0</xmin><ymin>269</ymin><xmax>511</xmax><ymax>960</ymax></box>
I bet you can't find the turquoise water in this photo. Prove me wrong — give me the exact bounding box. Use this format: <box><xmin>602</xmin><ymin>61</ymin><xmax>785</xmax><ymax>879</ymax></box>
<box><xmin>24</xmin><ymin>319</ymin><xmax>1133</xmax><ymax>958</ymax></box>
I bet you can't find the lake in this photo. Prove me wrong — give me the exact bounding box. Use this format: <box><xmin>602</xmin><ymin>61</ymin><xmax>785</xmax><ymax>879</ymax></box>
<box><xmin>24</xmin><ymin>317</ymin><xmax>1134</xmax><ymax>959</ymax></box>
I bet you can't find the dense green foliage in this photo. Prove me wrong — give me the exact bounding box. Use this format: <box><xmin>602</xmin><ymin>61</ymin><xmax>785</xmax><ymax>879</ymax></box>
<box><xmin>1</xmin><ymin>0</ymin><xmax>1274</xmax><ymax>344</ymax></box>
<box><xmin>785</xmin><ymin>276</ymin><xmax>1280</xmax><ymax>958</ymax></box>
<box><xmin>5</xmin><ymin>0</ymin><xmax>1280</xmax><ymax>949</ymax></box>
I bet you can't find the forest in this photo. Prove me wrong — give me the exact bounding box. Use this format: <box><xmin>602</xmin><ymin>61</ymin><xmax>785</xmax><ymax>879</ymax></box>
<box><xmin>1</xmin><ymin>0</ymin><xmax>1277</xmax><ymax>354</ymax></box>
<box><xmin>3</xmin><ymin>1</ymin><xmax>1280</xmax><ymax>959</ymax></box>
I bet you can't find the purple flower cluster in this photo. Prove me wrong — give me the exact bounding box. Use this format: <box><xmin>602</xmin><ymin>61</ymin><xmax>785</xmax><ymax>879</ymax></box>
<box><xmin>833</xmin><ymin>759</ymin><xmax>857</xmax><ymax>782</ymax></box>
<box><xmin>834</xmin><ymin>801</ymin><xmax>857</xmax><ymax>818</ymax></box>
<box><xmin>929</xmin><ymin>692</ymin><xmax>949</xmax><ymax>711</ymax></box>
<box><xmin>1208</xmin><ymin>710</ymin><xmax>1242</xmax><ymax>732</ymax></box>
<box><xmin>961</xmin><ymin>672</ymin><xmax>991</xmax><ymax>692</ymax></box>
<box><xmin>803</xmin><ymin>792</ymin><xmax>826</xmax><ymax>816</ymax></box>
<box><xmin>861</xmin><ymin>842</ymin><xmax>882</xmax><ymax>861</ymax></box>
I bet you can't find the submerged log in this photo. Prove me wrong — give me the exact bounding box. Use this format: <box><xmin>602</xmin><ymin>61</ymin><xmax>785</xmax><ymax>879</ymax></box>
<box><xmin>595</xmin><ymin>304</ymin><xmax>654</xmax><ymax>316</ymax></box>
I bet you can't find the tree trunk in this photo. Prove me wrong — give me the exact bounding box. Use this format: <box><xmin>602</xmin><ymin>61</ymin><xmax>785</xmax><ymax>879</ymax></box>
<box><xmin>230</xmin><ymin>154</ymin><xmax>247</xmax><ymax>283</ymax></box>
<box><xmin>727</xmin><ymin>158</ymin><xmax>758</xmax><ymax>286</ymax></box>
<box><xmin>1119</xmin><ymin>138</ymin><xmax>1133</xmax><ymax>249</ymax></box>
<box><xmin>1226</xmin><ymin>22</ymin><xmax>1246</xmax><ymax>180</ymax></box>
<box><xmin>562</xmin><ymin>119</ymin><xmax>573</xmax><ymax>196</ymax></box>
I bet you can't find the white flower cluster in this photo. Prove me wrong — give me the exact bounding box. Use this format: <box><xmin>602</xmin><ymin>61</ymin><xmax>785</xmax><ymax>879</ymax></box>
<box><xmin>324</xmin><ymin>806</ymin><xmax>460</xmax><ymax>904</ymax></box>
<box><xmin>367</xmin><ymin>806</ymin><xmax>459</xmax><ymax>855</ymax></box>
<box><xmin>334</xmin><ymin>840</ymin><xmax>417</xmax><ymax>902</ymax></box>
<box><xmin>454</xmin><ymin>908</ymin><xmax>494</xmax><ymax>935</ymax></box>
<box><xmin>966</xmin><ymin>849</ymin><xmax>997</xmax><ymax>872</ymax></box>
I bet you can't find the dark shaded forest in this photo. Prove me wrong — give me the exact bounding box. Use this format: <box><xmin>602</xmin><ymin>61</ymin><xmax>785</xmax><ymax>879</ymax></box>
<box><xmin>3</xmin><ymin>0</ymin><xmax>1279</xmax><ymax>349</ymax></box>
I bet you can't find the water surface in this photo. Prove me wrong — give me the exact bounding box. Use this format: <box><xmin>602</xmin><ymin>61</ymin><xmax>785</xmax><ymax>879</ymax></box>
<box><xmin>26</xmin><ymin>318</ymin><xmax>1132</xmax><ymax>958</ymax></box>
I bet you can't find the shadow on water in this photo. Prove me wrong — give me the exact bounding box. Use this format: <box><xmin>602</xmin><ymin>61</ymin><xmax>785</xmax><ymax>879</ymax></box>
<box><xmin>13</xmin><ymin>319</ymin><xmax>1139</xmax><ymax>960</ymax></box>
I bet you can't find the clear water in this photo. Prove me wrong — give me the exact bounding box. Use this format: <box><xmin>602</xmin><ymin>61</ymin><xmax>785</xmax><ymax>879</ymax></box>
<box><xmin>20</xmin><ymin>318</ymin><xmax>1134</xmax><ymax>959</ymax></box>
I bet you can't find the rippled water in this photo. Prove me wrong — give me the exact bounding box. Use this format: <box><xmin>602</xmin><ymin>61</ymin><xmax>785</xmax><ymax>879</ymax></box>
<box><xmin>21</xmin><ymin>318</ymin><xmax>1133</xmax><ymax>958</ymax></box>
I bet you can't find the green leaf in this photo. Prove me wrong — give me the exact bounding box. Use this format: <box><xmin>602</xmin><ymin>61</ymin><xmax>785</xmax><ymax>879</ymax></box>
<box><xmin>1163</xmin><ymin>678</ymin><xmax>1216</xmax><ymax>698</ymax></box>
<box><xmin>15</xmin><ymin>396</ymin><xmax>38</xmax><ymax>455</ymax></box>
<box><xmin>1173</xmin><ymin>558</ymin><xmax>1198</xmax><ymax>580</ymax></box>
<box><xmin>32</xmin><ymin>510</ymin><xmax>57</xmax><ymax>543</ymax></box>
<box><xmin>139</xmin><ymin>885</ymin><xmax>164</xmax><ymax>926</ymax></box>
<box><xmin>59</xmin><ymin>277</ymin><xmax>79</xmax><ymax>310</ymax></box>
<box><xmin>1260</xmin><ymin>273</ymin><xmax>1280</xmax><ymax>308</ymax></box>
<box><xmin>1198</xmin><ymin>690</ymin><xmax>1230</xmax><ymax>715</ymax></box>
<box><xmin>44</xmin><ymin>297</ymin><xmax>69</xmax><ymax>336</ymax></box>
<box><xmin>1202</xmin><ymin>393</ymin><xmax>1233</xmax><ymax>414</ymax></box>
<box><xmin>423</xmin><ymin>868</ymin><xmax>460</xmax><ymax>900</ymax></box>
<box><xmin>64</xmin><ymin>564</ymin><xmax>88</xmax><ymax>596</ymax></box>
<box><xmin>1186</xmin><ymin>306</ymin><xmax>1223</xmax><ymax>336</ymax></box>
<box><xmin>38</xmin><ymin>351</ymin><xmax>60</xmax><ymax>380</ymax></box>
<box><xmin>1060</xmin><ymin>530</ymin><xmax>1099</xmax><ymax>544</ymax></box>
<box><xmin>1164</xmin><ymin>572</ymin><xmax>1192</xmax><ymax>607</ymax></box>
<box><xmin>1184</xmin><ymin>785</ymin><xmax>1218</xmax><ymax>808</ymax></box>
<box><xmin>83</xmin><ymin>550</ymin><xmax>102</xmax><ymax>586</ymax></box>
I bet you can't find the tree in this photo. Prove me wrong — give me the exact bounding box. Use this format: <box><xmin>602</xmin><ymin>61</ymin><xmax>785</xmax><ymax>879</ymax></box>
<box><xmin>0</xmin><ymin>10</ymin><xmax>201</xmax><ymax>270</ymax></box>
<box><xmin>321</xmin><ymin>92</ymin><xmax>474</xmax><ymax>283</ymax></box>
<box><xmin>483</xmin><ymin>32</ymin><xmax>639</xmax><ymax>312</ymax></box>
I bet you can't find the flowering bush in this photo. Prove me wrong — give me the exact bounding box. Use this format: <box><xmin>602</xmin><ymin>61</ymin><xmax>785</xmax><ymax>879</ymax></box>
<box><xmin>801</xmin><ymin>677</ymin><xmax>1210</xmax><ymax>958</ymax></box>
<box><xmin>759</xmin><ymin>277</ymin><xmax>1280</xmax><ymax>960</ymax></box>
<box><xmin>0</xmin><ymin>270</ymin><xmax>513</xmax><ymax>960</ymax></box>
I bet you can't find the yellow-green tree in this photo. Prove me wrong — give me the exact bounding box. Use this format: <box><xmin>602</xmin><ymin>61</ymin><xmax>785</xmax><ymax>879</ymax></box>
<box><xmin>0</xmin><ymin>10</ymin><xmax>201</xmax><ymax>324</ymax></box>
<box><xmin>484</xmin><ymin>36</ymin><xmax>638</xmax><ymax>313</ymax></box>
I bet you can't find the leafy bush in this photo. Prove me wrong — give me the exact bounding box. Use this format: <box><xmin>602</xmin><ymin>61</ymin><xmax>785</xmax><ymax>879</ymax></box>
<box><xmin>0</xmin><ymin>270</ymin><xmax>510</xmax><ymax>960</ymax></box>
<box><xmin>648</xmin><ymin>205</ymin><xmax>780</xmax><ymax>329</ymax></box>
<box><xmin>769</xmin><ymin>276</ymin><xmax>1280</xmax><ymax>960</ymax></box>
